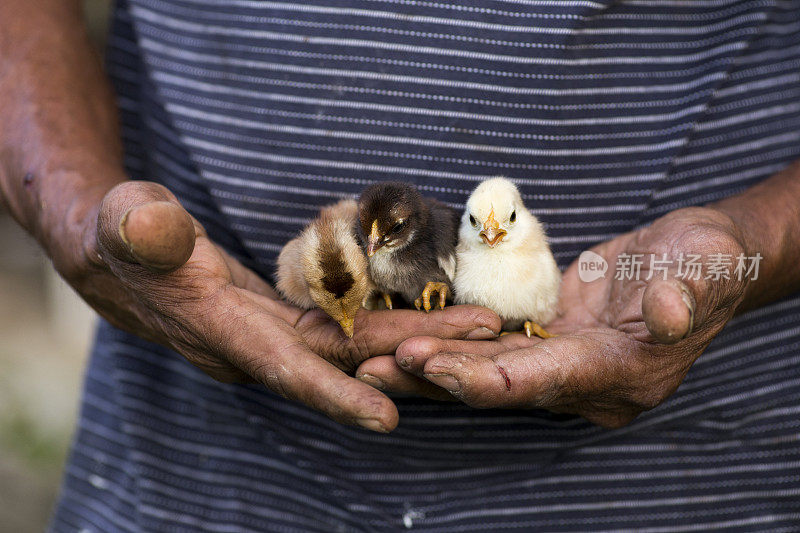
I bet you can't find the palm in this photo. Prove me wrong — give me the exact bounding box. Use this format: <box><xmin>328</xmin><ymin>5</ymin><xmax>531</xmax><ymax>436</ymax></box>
<box><xmin>553</xmin><ymin>234</ymin><xmax>639</xmax><ymax>333</ymax></box>
<box><xmin>372</xmin><ymin>207</ymin><xmax>749</xmax><ymax>428</ymax></box>
<box><xmin>83</xmin><ymin>181</ymin><xmax>500</xmax><ymax>433</ymax></box>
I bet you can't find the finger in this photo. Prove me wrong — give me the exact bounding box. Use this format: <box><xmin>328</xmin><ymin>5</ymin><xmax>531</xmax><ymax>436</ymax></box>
<box><xmin>642</xmin><ymin>213</ymin><xmax>747</xmax><ymax>340</ymax></box>
<box><xmin>642</xmin><ymin>278</ymin><xmax>695</xmax><ymax>344</ymax></box>
<box><xmin>353</xmin><ymin>304</ymin><xmax>502</xmax><ymax>354</ymax></box>
<box><xmin>421</xmin><ymin>330</ymin><xmax>637</xmax><ymax>410</ymax></box>
<box><xmin>295</xmin><ymin>304</ymin><xmax>502</xmax><ymax>369</ymax></box>
<box><xmin>96</xmin><ymin>181</ymin><xmax>196</xmax><ymax>271</ymax></box>
<box><xmin>356</xmin><ymin>356</ymin><xmax>454</xmax><ymax>401</ymax></box>
<box><xmin>422</xmin><ymin>351</ymin><xmax>514</xmax><ymax>406</ymax></box>
<box><xmin>395</xmin><ymin>335</ymin><xmax>536</xmax><ymax>376</ymax></box>
<box><xmin>211</xmin><ymin>287</ymin><xmax>399</xmax><ymax>432</ymax></box>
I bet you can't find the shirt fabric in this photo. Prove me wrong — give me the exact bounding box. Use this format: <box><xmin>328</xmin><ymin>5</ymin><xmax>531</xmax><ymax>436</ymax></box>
<box><xmin>51</xmin><ymin>0</ymin><xmax>800</xmax><ymax>531</ymax></box>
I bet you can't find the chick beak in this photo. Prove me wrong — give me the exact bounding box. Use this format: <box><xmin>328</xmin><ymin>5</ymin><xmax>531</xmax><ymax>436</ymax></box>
<box><xmin>480</xmin><ymin>208</ymin><xmax>507</xmax><ymax>248</ymax></box>
<box><xmin>366</xmin><ymin>220</ymin><xmax>384</xmax><ymax>257</ymax></box>
<box><xmin>338</xmin><ymin>303</ymin><xmax>355</xmax><ymax>338</ymax></box>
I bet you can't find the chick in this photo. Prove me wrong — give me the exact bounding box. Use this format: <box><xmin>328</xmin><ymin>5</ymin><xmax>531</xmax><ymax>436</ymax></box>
<box><xmin>357</xmin><ymin>182</ymin><xmax>459</xmax><ymax>312</ymax></box>
<box><xmin>453</xmin><ymin>178</ymin><xmax>561</xmax><ymax>338</ymax></box>
<box><xmin>275</xmin><ymin>199</ymin><xmax>373</xmax><ymax>338</ymax></box>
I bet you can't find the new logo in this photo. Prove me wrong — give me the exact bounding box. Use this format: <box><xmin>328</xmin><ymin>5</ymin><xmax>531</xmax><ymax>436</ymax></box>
<box><xmin>578</xmin><ymin>250</ymin><xmax>608</xmax><ymax>282</ymax></box>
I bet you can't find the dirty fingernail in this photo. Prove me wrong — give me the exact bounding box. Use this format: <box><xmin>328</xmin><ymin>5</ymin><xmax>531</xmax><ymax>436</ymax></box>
<box><xmin>119</xmin><ymin>207</ymin><xmax>135</xmax><ymax>245</ymax></box>
<box><xmin>357</xmin><ymin>374</ymin><xmax>385</xmax><ymax>390</ymax></box>
<box><xmin>357</xmin><ymin>418</ymin><xmax>389</xmax><ymax>433</ymax></box>
<box><xmin>466</xmin><ymin>326</ymin><xmax>496</xmax><ymax>340</ymax></box>
<box><xmin>399</xmin><ymin>356</ymin><xmax>414</xmax><ymax>368</ymax></box>
<box><xmin>679</xmin><ymin>285</ymin><xmax>695</xmax><ymax>338</ymax></box>
<box><xmin>424</xmin><ymin>373</ymin><xmax>461</xmax><ymax>392</ymax></box>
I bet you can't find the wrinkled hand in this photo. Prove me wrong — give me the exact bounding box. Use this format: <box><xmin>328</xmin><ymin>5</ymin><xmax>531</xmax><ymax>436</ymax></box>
<box><xmin>357</xmin><ymin>207</ymin><xmax>749</xmax><ymax>427</ymax></box>
<box><xmin>62</xmin><ymin>181</ymin><xmax>501</xmax><ymax>432</ymax></box>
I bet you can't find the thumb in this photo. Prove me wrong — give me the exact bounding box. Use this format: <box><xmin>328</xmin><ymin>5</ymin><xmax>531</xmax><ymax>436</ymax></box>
<box><xmin>642</xmin><ymin>278</ymin><xmax>696</xmax><ymax>344</ymax></box>
<box><xmin>97</xmin><ymin>181</ymin><xmax>196</xmax><ymax>272</ymax></box>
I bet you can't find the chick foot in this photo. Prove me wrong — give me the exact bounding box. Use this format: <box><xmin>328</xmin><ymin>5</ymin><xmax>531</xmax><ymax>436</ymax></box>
<box><xmin>524</xmin><ymin>321</ymin><xmax>554</xmax><ymax>339</ymax></box>
<box><xmin>499</xmin><ymin>321</ymin><xmax>555</xmax><ymax>339</ymax></box>
<box><xmin>382</xmin><ymin>293</ymin><xmax>393</xmax><ymax>310</ymax></box>
<box><xmin>414</xmin><ymin>281</ymin><xmax>449</xmax><ymax>312</ymax></box>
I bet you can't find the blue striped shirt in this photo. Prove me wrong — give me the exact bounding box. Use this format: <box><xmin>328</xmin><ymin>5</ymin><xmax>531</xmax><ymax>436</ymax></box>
<box><xmin>51</xmin><ymin>1</ymin><xmax>800</xmax><ymax>531</ymax></box>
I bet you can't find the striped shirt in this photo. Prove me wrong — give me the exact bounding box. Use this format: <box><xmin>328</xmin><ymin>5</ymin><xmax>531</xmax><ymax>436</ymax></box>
<box><xmin>51</xmin><ymin>0</ymin><xmax>800</xmax><ymax>531</ymax></box>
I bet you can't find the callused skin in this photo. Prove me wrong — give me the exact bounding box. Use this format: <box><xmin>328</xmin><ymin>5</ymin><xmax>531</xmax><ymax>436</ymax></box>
<box><xmin>0</xmin><ymin>0</ymin><xmax>501</xmax><ymax>433</ymax></box>
<box><xmin>356</xmin><ymin>162</ymin><xmax>800</xmax><ymax>428</ymax></box>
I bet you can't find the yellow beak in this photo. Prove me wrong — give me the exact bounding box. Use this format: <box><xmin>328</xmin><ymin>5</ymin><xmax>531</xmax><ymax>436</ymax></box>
<box><xmin>479</xmin><ymin>208</ymin><xmax>506</xmax><ymax>247</ymax></box>
<box><xmin>367</xmin><ymin>220</ymin><xmax>383</xmax><ymax>257</ymax></box>
<box><xmin>338</xmin><ymin>303</ymin><xmax>355</xmax><ymax>338</ymax></box>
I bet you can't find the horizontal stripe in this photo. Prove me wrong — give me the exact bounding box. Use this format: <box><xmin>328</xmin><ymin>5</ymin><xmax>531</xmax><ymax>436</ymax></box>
<box><xmin>53</xmin><ymin>0</ymin><xmax>800</xmax><ymax>531</ymax></box>
<box><xmin>148</xmin><ymin>1</ymin><xmax>768</xmax><ymax>36</ymax></box>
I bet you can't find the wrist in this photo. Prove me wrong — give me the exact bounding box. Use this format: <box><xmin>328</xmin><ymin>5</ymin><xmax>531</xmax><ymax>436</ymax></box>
<box><xmin>707</xmin><ymin>161</ymin><xmax>800</xmax><ymax>311</ymax></box>
<box><xmin>1</xmin><ymin>155</ymin><xmax>126</xmax><ymax>282</ymax></box>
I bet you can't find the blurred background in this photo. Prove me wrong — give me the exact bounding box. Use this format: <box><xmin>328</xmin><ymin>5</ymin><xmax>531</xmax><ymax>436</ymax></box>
<box><xmin>0</xmin><ymin>1</ymin><xmax>111</xmax><ymax>531</ymax></box>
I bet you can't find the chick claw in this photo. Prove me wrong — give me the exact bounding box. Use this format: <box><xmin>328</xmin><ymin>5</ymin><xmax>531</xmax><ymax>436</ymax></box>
<box><xmin>382</xmin><ymin>293</ymin><xmax>393</xmax><ymax>310</ymax></box>
<box><xmin>414</xmin><ymin>281</ymin><xmax>449</xmax><ymax>312</ymax></box>
<box><xmin>524</xmin><ymin>321</ymin><xmax>554</xmax><ymax>339</ymax></box>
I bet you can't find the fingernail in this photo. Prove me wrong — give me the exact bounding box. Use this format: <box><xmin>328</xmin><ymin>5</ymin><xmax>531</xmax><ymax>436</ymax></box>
<box><xmin>357</xmin><ymin>374</ymin><xmax>385</xmax><ymax>391</ymax></box>
<box><xmin>357</xmin><ymin>418</ymin><xmax>389</xmax><ymax>433</ymax></box>
<box><xmin>678</xmin><ymin>284</ymin><xmax>695</xmax><ymax>338</ymax></box>
<box><xmin>118</xmin><ymin>206</ymin><xmax>135</xmax><ymax>246</ymax></box>
<box><xmin>466</xmin><ymin>326</ymin><xmax>496</xmax><ymax>340</ymax></box>
<box><xmin>119</xmin><ymin>207</ymin><xmax>146</xmax><ymax>264</ymax></box>
<box><xmin>424</xmin><ymin>373</ymin><xmax>461</xmax><ymax>392</ymax></box>
<box><xmin>398</xmin><ymin>356</ymin><xmax>414</xmax><ymax>368</ymax></box>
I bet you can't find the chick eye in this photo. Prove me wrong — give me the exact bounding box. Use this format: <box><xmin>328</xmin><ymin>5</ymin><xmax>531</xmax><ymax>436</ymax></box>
<box><xmin>469</xmin><ymin>214</ymin><xmax>477</xmax><ymax>227</ymax></box>
<box><xmin>510</xmin><ymin>210</ymin><xmax>516</xmax><ymax>223</ymax></box>
<box><xmin>392</xmin><ymin>221</ymin><xmax>406</xmax><ymax>234</ymax></box>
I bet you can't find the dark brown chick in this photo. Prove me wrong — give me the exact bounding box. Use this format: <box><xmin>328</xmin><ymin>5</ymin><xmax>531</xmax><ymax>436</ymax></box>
<box><xmin>357</xmin><ymin>182</ymin><xmax>459</xmax><ymax>311</ymax></box>
<box><xmin>275</xmin><ymin>199</ymin><xmax>374</xmax><ymax>337</ymax></box>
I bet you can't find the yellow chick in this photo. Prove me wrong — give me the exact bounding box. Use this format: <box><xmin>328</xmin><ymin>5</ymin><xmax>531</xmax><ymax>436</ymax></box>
<box><xmin>275</xmin><ymin>199</ymin><xmax>373</xmax><ymax>338</ymax></box>
<box><xmin>453</xmin><ymin>178</ymin><xmax>561</xmax><ymax>338</ymax></box>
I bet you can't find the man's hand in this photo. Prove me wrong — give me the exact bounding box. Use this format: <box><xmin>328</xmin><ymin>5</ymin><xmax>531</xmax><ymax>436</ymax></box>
<box><xmin>0</xmin><ymin>0</ymin><xmax>501</xmax><ymax>433</ymax></box>
<box><xmin>67</xmin><ymin>181</ymin><xmax>501</xmax><ymax>433</ymax></box>
<box><xmin>357</xmin><ymin>207</ymin><xmax>751</xmax><ymax>427</ymax></box>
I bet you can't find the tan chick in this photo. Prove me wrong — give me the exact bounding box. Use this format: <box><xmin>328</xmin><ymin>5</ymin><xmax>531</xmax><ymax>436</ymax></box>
<box><xmin>453</xmin><ymin>178</ymin><xmax>561</xmax><ymax>338</ymax></box>
<box><xmin>275</xmin><ymin>199</ymin><xmax>373</xmax><ymax>338</ymax></box>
